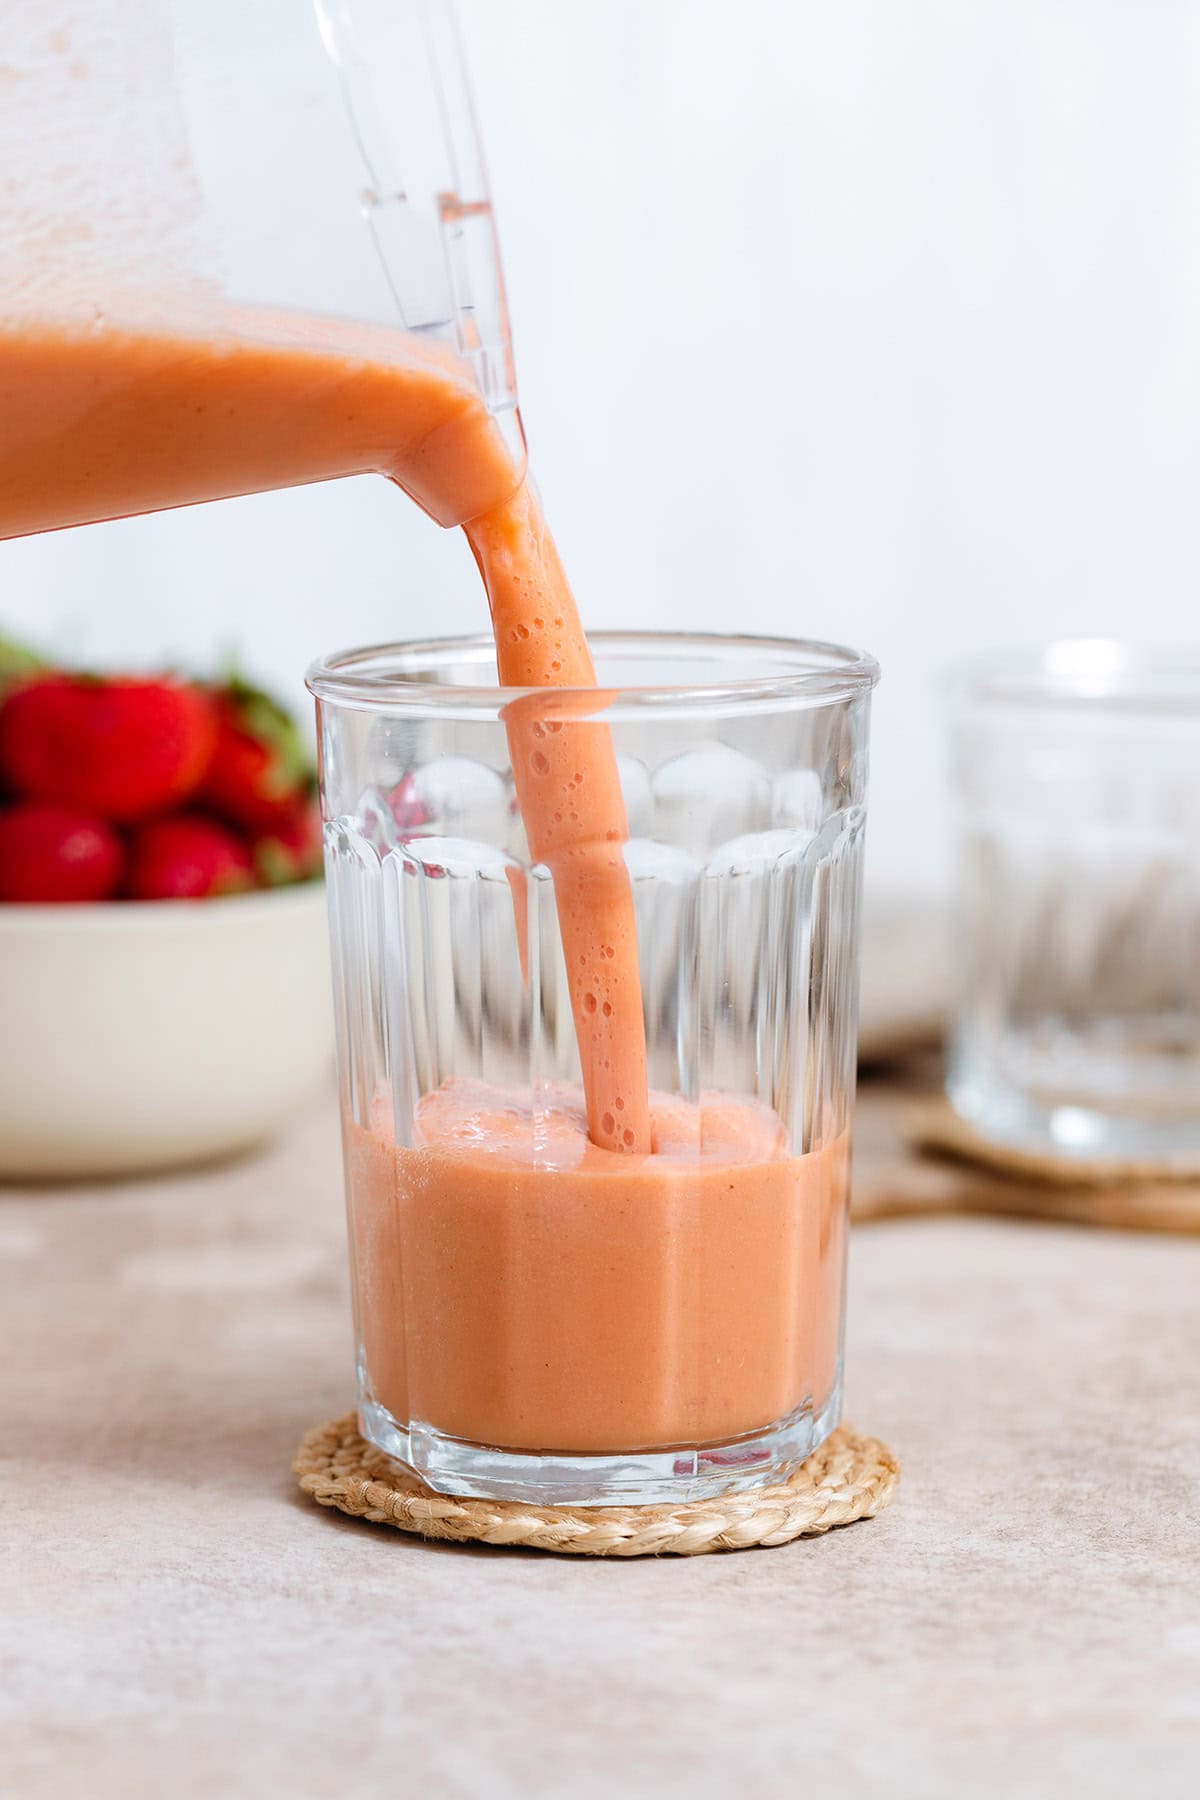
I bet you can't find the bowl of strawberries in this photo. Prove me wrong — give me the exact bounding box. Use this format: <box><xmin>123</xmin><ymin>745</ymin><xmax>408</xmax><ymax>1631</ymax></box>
<box><xmin>0</xmin><ymin>643</ymin><xmax>332</xmax><ymax>1177</ymax></box>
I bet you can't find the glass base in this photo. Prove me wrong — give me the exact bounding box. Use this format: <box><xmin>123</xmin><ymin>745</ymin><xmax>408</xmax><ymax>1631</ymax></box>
<box><xmin>358</xmin><ymin>1386</ymin><xmax>843</xmax><ymax>1508</ymax></box>
<box><xmin>947</xmin><ymin>1064</ymin><xmax>1200</xmax><ymax>1161</ymax></box>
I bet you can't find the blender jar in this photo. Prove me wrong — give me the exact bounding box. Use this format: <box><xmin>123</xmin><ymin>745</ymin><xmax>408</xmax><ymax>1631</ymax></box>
<box><xmin>0</xmin><ymin>0</ymin><xmax>523</xmax><ymax>537</ymax></box>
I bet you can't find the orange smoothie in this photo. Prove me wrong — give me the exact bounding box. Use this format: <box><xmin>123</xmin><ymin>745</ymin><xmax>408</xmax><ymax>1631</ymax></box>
<box><xmin>0</xmin><ymin>312</ymin><xmax>517</xmax><ymax>534</ymax></box>
<box><xmin>347</xmin><ymin>1082</ymin><xmax>848</xmax><ymax>1454</ymax></box>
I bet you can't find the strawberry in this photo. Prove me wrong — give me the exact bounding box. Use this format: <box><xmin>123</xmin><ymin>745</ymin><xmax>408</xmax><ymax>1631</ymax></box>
<box><xmin>0</xmin><ymin>802</ymin><xmax>124</xmax><ymax>903</ymax></box>
<box><xmin>126</xmin><ymin>815</ymin><xmax>254</xmax><ymax>901</ymax></box>
<box><xmin>251</xmin><ymin>794</ymin><xmax>323</xmax><ymax>887</ymax></box>
<box><xmin>388</xmin><ymin>772</ymin><xmax>433</xmax><ymax>832</ymax></box>
<box><xmin>199</xmin><ymin>680</ymin><xmax>315</xmax><ymax>832</ymax></box>
<box><xmin>0</xmin><ymin>675</ymin><xmax>218</xmax><ymax>822</ymax></box>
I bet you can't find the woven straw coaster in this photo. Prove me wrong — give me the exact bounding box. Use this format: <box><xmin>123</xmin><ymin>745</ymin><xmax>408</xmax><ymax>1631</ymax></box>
<box><xmin>294</xmin><ymin>1413</ymin><xmax>899</xmax><ymax>1558</ymax></box>
<box><xmin>852</xmin><ymin>1089</ymin><xmax>1200</xmax><ymax>1234</ymax></box>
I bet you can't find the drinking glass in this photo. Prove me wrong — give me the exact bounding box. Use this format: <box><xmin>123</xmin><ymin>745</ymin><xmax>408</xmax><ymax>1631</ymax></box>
<box><xmin>947</xmin><ymin>640</ymin><xmax>1200</xmax><ymax>1160</ymax></box>
<box><xmin>309</xmin><ymin>632</ymin><xmax>878</xmax><ymax>1504</ymax></box>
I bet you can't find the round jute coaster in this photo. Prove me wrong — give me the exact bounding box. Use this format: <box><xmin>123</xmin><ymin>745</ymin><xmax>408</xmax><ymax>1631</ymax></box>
<box><xmin>293</xmin><ymin>1414</ymin><xmax>899</xmax><ymax>1557</ymax></box>
<box><xmin>882</xmin><ymin>1094</ymin><xmax>1200</xmax><ymax>1234</ymax></box>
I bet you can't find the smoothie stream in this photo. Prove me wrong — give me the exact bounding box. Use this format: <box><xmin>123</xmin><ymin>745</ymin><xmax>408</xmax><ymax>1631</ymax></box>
<box><xmin>0</xmin><ymin>310</ymin><xmax>846</xmax><ymax>1454</ymax></box>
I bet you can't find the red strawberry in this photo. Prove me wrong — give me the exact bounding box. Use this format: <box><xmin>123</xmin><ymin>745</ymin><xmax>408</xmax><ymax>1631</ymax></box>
<box><xmin>199</xmin><ymin>680</ymin><xmax>315</xmax><ymax>832</ymax></box>
<box><xmin>0</xmin><ymin>675</ymin><xmax>218</xmax><ymax>822</ymax></box>
<box><xmin>0</xmin><ymin>802</ymin><xmax>124</xmax><ymax>903</ymax></box>
<box><xmin>388</xmin><ymin>772</ymin><xmax>433</xmax><ymax>832</ymax></box>
<box><xmin>127</xmin><ymin>815</ymin><xmax>254</xmax><ymax>901</ymax></box>
<box><xmin>251</xmin><ymin>795</ymin><xmax>323</xmax><ymax>887</ymax></box>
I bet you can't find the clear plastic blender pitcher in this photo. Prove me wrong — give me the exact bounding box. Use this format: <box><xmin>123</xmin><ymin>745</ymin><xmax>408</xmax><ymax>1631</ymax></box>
<box><xmin>0</xmin><ymin>0</ymin><xmax>524</xmax><ymax>537</ymax></box>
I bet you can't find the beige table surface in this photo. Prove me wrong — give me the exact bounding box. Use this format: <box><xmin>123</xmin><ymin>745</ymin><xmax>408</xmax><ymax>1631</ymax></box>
<box><xmin>4</xmin><ymin>1079</ymin><xmax>1199</xmax><ymax>1800</ymax></box>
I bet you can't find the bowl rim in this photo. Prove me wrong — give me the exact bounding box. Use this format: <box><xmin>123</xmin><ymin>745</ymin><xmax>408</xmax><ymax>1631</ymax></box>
<box><xmin>0</xmin><ymin>882</ymin><xmax>326</xmax><ymax>930</ymax></box>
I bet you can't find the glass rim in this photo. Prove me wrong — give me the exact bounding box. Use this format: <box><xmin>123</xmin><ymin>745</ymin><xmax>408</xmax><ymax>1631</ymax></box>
<box><xmin>306</xmin><ymin>629</ymin><xmax>879</xmax><ymax>718</ymax></box>
<box><xmin>947</xmin><ymin>638</ymin><xmax>1200</xmax><ymax>715</ymax></box>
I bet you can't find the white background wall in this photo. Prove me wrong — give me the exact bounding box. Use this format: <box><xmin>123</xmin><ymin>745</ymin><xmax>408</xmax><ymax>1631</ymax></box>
<box><xmin>4</xmin><ymin>0</ymin><xmax>1199</xmax><ymax>893</ymax></box>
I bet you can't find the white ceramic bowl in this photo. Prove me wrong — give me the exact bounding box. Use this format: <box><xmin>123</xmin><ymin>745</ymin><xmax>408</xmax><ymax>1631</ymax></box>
<box><xmin>0</xmin><ymin>885</ymin><xmax>334</xmax><ymax>1179</ymax></box>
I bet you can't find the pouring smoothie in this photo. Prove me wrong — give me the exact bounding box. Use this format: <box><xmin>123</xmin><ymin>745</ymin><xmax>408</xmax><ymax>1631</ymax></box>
<box><xmin>0</xmin><ymin>309</ymin><xmax>650</xmax><ymax>1154</ymax></box>
<box><xmin>0</xmin><ymin>0</ymin><xmax>872</xmax><ymax>1486</ymax></box>
<box><xmin>0</xmin><ymin>302</ymin><xmax>858</xmax><ymax>1472</ymax></box>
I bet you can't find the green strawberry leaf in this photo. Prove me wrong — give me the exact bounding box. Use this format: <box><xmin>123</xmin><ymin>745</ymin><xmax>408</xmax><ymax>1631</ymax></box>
<box><xmin>254</xmin><ymin>839</ymin><xmax>297</xmax><ymax>888</ymax></box>
<box><xmin>0</xmin><ymin>631</ymin><xmax>46</xmax><ymax>689</ymax></box>
<box><xmin>224</xmin><ymin>675</ymin><xmax>317</xmax><ymax>793</ymax></box>
<box><xmin>253</xmin><ymin>837</ymin><xmax>323</xmax><ymax>888</ymax></box>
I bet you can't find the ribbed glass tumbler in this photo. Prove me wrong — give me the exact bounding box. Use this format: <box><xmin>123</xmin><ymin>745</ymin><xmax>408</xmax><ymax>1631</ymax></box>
<box><xmin>948</xmin><ymin>641</ymin><xmax>1200</xmax><ymax>1161</ymax></box>
<box><xmin>308</xmin><ymin>633</ymin><xmax>878</xmax><ymax>1504</ymax></box>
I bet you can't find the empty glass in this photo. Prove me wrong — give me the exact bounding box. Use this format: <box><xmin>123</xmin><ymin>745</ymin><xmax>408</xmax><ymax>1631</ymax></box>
<box><xmin>309</xmin><ymin>632</ymin><xmax>878</xmax><ymax>1504</ymax></box>
<box><xmin>947</xmin><ymin>641</ymin><xmax>1200</xmax><ymax>1160</ymax></box>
